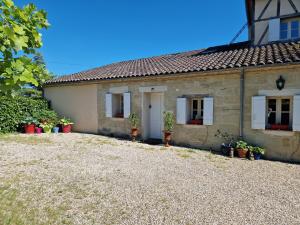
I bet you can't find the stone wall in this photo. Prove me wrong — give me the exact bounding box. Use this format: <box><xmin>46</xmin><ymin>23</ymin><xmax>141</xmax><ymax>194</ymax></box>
<box><xmin>244</xmin><ymin>65</ymin><xmax>300</xmax><ymax>162</ymax></box>
<box><xmin>97</xmin><ymin>71</ymin><xmax>241</xmax><ymax>150</ymax></box>
<box><xmin>97</xmin><ymin>65</ymin><xmax>300</xmax><ymax>163</ymax></box>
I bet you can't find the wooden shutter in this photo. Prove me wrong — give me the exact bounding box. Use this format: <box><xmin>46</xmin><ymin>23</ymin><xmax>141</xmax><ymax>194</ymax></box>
<box><xmin>123</xmin><ymin>92</ymin><xmax>131</xmax><ymax>118</ymax></box>
<box><xmin>105</xmin><ymin>93</ymin><xmax>112</xmax><ymax>118</ymax></box>
<box><xmin>252</xmin><ymin>96</ymin><xmax>266</xmax><ymax>129</ymax></box>
<box><xmin>203</xmin><ymin>97</ymin><xmax>214</xmax><ymax>125</ymax></box>
<box><xmin>269</xmin><ymin>19</ymin><xmax>280</xmax><ymax>42</ymax></box>
<box><xmin>293</xmin><ymin>95</ymin><xmax>300</xmax><ymax>131</ymax></box>
<box><xmin>176</xmin><ymin>98</ymin><xmax>187</xmax><ymax>124</ymax></box>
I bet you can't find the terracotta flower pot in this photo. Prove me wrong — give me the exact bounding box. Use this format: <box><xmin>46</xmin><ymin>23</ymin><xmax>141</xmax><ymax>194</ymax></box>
<box><xmin>62</xmin><ymin>124</ymin><xmax>72</xmax><ymax>133</ymax></box>
<box><xmin>24</xmin><ymin>124</ymin><xmax>35</xmax><ymax>134</ymax></box>
<box><xmin>131</xmin><ymin>128</ymin><xmax>138</xmax><ymax>141</ymax></box>
<box><xmin>164</xmin><ymin>131</ymin><xmax>172</xmax><ymax>147</ymax></box>
<box><xmin>237</xmin><ymin>148</ymin><xmax>248</xmax><ymax>158</ymax></box>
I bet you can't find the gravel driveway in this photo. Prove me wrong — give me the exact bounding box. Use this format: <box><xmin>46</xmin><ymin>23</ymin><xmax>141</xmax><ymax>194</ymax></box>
<box><xmin>0</xmin><ymin>133</ymin><xmax>299</xmax><ymax>225</ymax></box>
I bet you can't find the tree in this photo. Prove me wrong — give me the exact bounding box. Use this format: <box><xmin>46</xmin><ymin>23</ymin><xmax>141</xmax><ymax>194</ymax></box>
<box><xmin>17</xmin><ymin>52</ymin><xmax>54</xmax><ymax>97</ymax></box>
<box><xmin>0</xmin><ymin>0</ymin><xmax>50</xmax><ymax>96</ymax></box>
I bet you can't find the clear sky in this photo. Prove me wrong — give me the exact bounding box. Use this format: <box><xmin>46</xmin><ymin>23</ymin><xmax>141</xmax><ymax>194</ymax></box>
<box><xmin>18</xmin><ymin>0</ymin><xmax>248</xmax><ymax>76</ymax></box>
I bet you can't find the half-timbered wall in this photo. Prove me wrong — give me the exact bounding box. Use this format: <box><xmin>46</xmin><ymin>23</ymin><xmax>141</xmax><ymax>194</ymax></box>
<box><xmin>250</xmin><ymin>0</ymin><xmax>300</xmax><ymax>45</ymax></box>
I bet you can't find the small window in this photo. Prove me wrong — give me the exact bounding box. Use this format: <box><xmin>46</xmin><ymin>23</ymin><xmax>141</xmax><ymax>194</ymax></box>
<box><xmin>291</xmin><ymin>21</ymin><xmax>299</xmax><ymax>39</ymax></box>
<box><xmin>280</xmin><ymin>19</ymin><xmax>300</xmax><ymax>40</ymax></box>
<box><xmin>189</xmin><ymin>98</ymin><xmax>203</xmax><ymax>125</ymax></box>
<box><xmin>280</xmin><ymin>22</ymin><xmax>288</xmax><ymax>40</ymax></box>
<box><xmin>267</xmin><ymin>97</ymin><xmax>292</xmax><ymax>130</ymax></box>
<box><xmin>112</xmin><ymin>94</ymin><xmax>124</xmax><ymax>118</ymax></box>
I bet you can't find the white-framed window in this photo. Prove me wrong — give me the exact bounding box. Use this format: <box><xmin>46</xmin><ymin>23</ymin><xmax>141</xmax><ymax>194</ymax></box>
<box><xmin>252</xmin><ymin>95</ymin><xmax>300</xmax><ymax>132</ymax></box>
<box><xmin>280</xmin><ymin>19</ymin><xmax>300</xmax><ymax>40</ymax></box>
<box><xmin>267</xmin><ymin>97</ymin><xmax>293</xmax><ymax>130</ymax></box>
<box><xmin>112</xmin><ymin>94</ymin><xmax>124</xmax><ymax>118</ymax></box>
<box><xmin>190</xmin><ymin>98</ymin><xmax>204</xmax><ymax>124</ymax></box>
<box><xmin>176</xmin><ymin>96</ymin><xmax>213</xmax><ymax>126</ymax></box>
<box><xmin>105</xmin><ymin>92</ymin><xmax>131</xmax><ymax>119</ymax></box>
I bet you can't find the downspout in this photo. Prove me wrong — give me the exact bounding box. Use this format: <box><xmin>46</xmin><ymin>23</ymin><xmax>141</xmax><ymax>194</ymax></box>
<box><xmin>240</xmin><ymin>68</ymin><xmax>245</xmax><ymax>138</ymax></box>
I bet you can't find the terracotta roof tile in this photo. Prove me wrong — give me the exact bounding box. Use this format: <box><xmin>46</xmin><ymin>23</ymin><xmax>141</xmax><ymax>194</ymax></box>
<box><xmin>46</xmin><ymin>40</ymin><xmax>300</xmax><ymax>85</ymax></box>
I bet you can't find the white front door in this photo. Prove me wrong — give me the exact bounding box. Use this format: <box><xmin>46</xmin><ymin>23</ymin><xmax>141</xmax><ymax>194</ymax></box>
<box><xmin>150</xmin><ymin>93</ymin><xmax>163</xmax><ymax>139</ymax></box>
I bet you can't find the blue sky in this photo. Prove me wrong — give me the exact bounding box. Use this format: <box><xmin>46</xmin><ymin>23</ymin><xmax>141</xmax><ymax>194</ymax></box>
<box><xmin>18</xmin><ymin>0</ymin><xmax>248</xmax><ymax>76</ymax></box>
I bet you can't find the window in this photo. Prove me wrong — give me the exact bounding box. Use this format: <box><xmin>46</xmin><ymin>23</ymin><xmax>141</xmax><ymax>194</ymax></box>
<box><xmin>280</xmin><ymin>19</ymin><xmax>300</xmax><ymax>40</ymax></box>
<box><xmin>267</xmin><ymin>97</ymin><xmax>292</xmax><ymax>130</ymax></box>
<box><xmin>291</xmin><ymin>21</ymin><xmax>299</xmax><ymax>39</ymax></box>
<box><xmin>189</xmin><ymin>98</ymin><xmax>204</xmax><ymax>125</ymax></box>
<box><xmin>176</xmin><ymin>97</ymin><xmax>214</xmax><ymax>126</ymax></box>
<box><xmin>280</xmin><ymin>22</ymin><xmax>288</xmax><ymax>40</ymax></box>
<box><xmin>112</xmin><ymin>94</ymin><xmax>124</xmax><ymax>118</ymax></box>
<box><xmin>105</xmin><ymin>92</ymin><xmax>131</xmax><ymax>118</ymax></box>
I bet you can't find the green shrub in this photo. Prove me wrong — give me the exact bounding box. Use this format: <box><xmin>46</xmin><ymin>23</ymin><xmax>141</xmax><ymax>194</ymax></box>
<box><xmin>128</xmin><ymin>113</ymin><xmax>139</xmax><ymax>128</ymax></box>
<box><xmin>0</xmin><ymin>96</ymin><xmax>50</xmax><ymax>133</ymax></box>
<box><xmin>163</xmin><ymin>111</ymin><xmax>175</xmax><ymax>132</ymax></box>
<box><xmin>33</xmin><ymin>109</ymin><xmax>58</xmax><ymax>125</ymax></box>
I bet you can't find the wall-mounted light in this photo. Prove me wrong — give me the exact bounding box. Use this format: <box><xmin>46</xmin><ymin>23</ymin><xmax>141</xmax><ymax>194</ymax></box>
<box><xmin>276</xmin><ymin>76</ymin><xmax>285</xmax><ymax>90</ymax></box>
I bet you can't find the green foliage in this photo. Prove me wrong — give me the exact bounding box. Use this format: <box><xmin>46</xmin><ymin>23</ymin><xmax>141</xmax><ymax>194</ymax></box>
<box><xmin>235</xmin><ymin>140</ymin><xmax>248</xmax><ymax>149</ymax></box>
<box><xmin>21</xmin><ymin>116</ymin><xmax>38</xmax><ymax>125</ymax></box>
<box><xmin>39</xmin><ymin>122</ymin><xmax>53</xmax><ymax>131</ymax></box>
<box><xmin>59</xmin><ymin>117</ymin><xmax>74</xmax><ymax>126</ymax></box>
<box><xmin>0</xmin><ymin>0</ymin><xmax>51</xmax><ymax>96</ymax></box>
<box><xmin>215</xmin><ymin>129</ymin><xmax>237</xmax><ymax>147</ymax></box>
<box><xmin>0</xmin><ymin>96</ymin><xmax>49</xmax><ymax>133</ymax></box>
<box><xmin>250</xmin><ymin>146</ymin><xmax>265</xmax><ymax>155</ymax></box>
<box><xmin>163</xmin><ymin>111</ymin><xmax>175</xmax><ymax>132</ymax></box>
<box><xmin>128</xmin><ymin>113</ymin><xmax>139</xmax><ymax>128</ymax></box>
<box><xmin>33</xmin><ymin>109</ymin><xmax>58</xmax><ymax>124</ymax></box>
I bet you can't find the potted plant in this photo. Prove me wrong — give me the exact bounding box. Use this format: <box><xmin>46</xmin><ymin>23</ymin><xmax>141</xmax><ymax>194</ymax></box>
<box><xmin>163</xmin><ymin>111</ymin><xmax>175</xmax><ymax>147</ymax></box>
<box><xmin>235</xmin><ymin>140</ymin><xmax>248</xmax><ymax>158</ymax></box>
<box><xmin>52</xmin><ymin>126</ymin><xmax>60</xmax><ymax>134</ymax></box>
<box><xmin>40</xmin><ymin>122</ymin><xmax>53</xmax><ymax>134</ymax></box>
<box><xmin>35</xmin><ymin>123</ymin><xmax>43</xmax><ymax>134</ymax></box>
<box><xmin>22</xmin><ymin>116</ymin><xmax>38</xmax><ymax>134</ymax></box>
<box><xmin>59</xmin><ymin>118</ymin><xmax>74</xmax><ymax>133</ymax></box>
<box><xmin>33</xmin><ymin>110</ymin><xmax>58</xmax><ymax>133</ymax></box>
<box><xmin>128</xmin><ymin>113</ymin><xmax>139</xmax><ymax>141</ymax></box>
<box><xmin>251</xmin><ymin>146</ymin><xmax>265</xmax><ymax>160</ymax></box>
<box><xmin>215</xmin><ymin>130</ymin><xmax>237</xmax><ymax>158</ymax></box>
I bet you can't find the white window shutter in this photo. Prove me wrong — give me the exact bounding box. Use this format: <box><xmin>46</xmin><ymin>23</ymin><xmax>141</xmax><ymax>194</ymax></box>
<box><xmin>203</xmin><ymin>97</ymin><xmax>214</xmax><ymax>125</ymax></box>
<box><xmin>176</xmin><ymin>98</ymin><xmax>187</xmax><ymax>124</ymax></box>
<box><xmin>252</xmin><ymin>96</ymin><xmax>266</xmax><ymax>129</ymax></box>
<box><xmin>123</xmin><ymin>92</ymin><xmax>131</xmax><ymax>118</ymax></box>
<box><xmin>105</xmin><ymin>93</ymin><xmax>112</xmax><ymax>118</ymax></box>
<box><xmin>293</xmin><ymin>95</ymin><xmax>300</xmax><ymax>131</ymax></box>
<box><xmin>269</xmin><ymin>19</ymin><xmax>280</xmax><ymax>42</ymax></box>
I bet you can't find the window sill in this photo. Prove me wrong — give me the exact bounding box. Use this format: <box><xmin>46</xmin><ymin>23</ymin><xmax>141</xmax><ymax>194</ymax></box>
<box><xmin>262</xmin><ymin>129</ymin><xmax>295</xmax><ymax>137</ymax></box>
<box><xmin>180</xmin><ymin>124</ymin><xmax>207</xmax><ymax>128</ymax></box>
<box><xmin>111</xmin><ymin>117</ymin><xmax>125</xmax><ymax>121</ymax></box>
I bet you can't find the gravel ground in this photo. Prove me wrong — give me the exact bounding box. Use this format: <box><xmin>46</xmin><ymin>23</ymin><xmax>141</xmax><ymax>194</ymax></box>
<box><xmin>0</xmin><ymin>133</ymin><xmax>299</xmax><ymax>225</ymax></box>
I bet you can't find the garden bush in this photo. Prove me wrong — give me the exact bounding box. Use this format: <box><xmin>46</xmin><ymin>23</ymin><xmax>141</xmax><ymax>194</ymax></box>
<box><xmin>0</xmin><ymin>96</ymin><xmax>52</xmax><ymax>133</ymax></box>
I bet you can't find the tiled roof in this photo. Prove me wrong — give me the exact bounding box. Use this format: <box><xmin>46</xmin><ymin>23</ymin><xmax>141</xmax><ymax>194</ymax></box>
<box><xmin>46</xmin><ymin>41</ymin><xmax>300</xmax><ymax>85</ymax></box>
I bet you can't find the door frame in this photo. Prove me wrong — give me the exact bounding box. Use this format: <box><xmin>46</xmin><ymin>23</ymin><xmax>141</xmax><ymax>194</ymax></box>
<box><xmin>139</xmin><ymin>86</ymin><xmax>167</xmax><ymax>140</ymax></box>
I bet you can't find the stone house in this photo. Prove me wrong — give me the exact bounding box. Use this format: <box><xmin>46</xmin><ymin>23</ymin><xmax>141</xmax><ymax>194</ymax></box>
<box><xmin>45</xmin><ymin>0</ymin><xmax>300</xmax><ymax>163</ymax></box>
